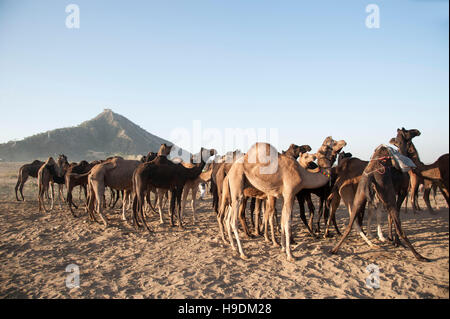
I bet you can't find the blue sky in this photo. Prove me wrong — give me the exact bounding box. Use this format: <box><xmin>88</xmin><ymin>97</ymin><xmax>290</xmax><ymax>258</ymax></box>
<box><xmin>0</xmin><ymin>0</ymin><xmax>448</xmax><ymax>162</ymax></box>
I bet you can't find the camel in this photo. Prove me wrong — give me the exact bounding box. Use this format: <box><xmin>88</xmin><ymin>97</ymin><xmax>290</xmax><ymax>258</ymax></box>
<box><xmin>388</xmin><ymin>137</ymin><xmax>438</xmax><ymax>214</ymax></box>
<box><xmin>37</xmin><ymin>155</ymin><xmax>69</xmax><ymax>213</ymax></box>
<box><xmin>15</xmin><ymin>160</ymin><xmax>45</xmax><ymax>201</ymax></box>
<box><xmin>391</xmin><ymin>128</ymin><xmax>449</xmax><ymax>212</ymax></box>
<box><xmin>132</xmin><ymin>147</ymin><xmax>216</xmax><ymax>231</ymax></box>
<box><xmin>221</xmin><ymin>136</ymin><xmax>346</xmax><ymax>261</ymax></box>
<box><xmin>330</xmin><ymin>145</ymin><xmax>430</xmax><ymax>262</ymax></box>
<box><xmin>86</xmin><ymin>145</ymin><xmax>171</xmax><ymax>226</ymax></box>
<box><xmin>65</xmin><ymin>160</ymin><xmax>99</xmax><ymax>216</ymax></box>
<box><xmin>179</xmin><ymin>165</ymin><xmax>213</xmax><ymax>224</ymax></box>
<box><xmin>295</xmin><ymin>151</ymin><xmax>352</xmax><ymax>237</ymax></box>
<box><xmin>214</xmin><ymin>144</ymin><xmax>311</xmax><ymax>242</ymax></box>
<box><xmin>218</xmin><ymin>151</ymin><xmax>317</xmax><ymax>246</ymax></box>
<box><xmin>323</xmin><ymin>146</ymin><xmax>410</xmax><ymax>245</ymax></box>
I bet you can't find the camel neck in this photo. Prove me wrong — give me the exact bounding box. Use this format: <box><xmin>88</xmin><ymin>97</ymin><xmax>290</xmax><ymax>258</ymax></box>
<box><xmin>299</xmin><ymin>165</ymin><xmax>331</xmax><ymax>189</ymax></box>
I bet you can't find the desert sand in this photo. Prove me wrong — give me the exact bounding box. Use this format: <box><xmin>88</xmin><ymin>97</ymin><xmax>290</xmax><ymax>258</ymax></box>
<box><xmin>0</xmin><ymin>162</ymin><xmax>448</xmax><ymax>299</ymax></box>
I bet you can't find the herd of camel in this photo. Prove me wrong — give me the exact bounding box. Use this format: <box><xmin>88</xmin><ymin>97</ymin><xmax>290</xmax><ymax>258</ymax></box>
<box><xmin>13</xmin><ymin>128</ymin><xmax>449</xmax><ymax>262</ymax></box>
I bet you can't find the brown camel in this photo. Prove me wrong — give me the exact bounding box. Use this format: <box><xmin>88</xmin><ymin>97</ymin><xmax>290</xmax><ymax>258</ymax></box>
<box><xmin>37</xmin><ymin>155</ymin><xmax>69</xmax><ymax>213</ymax></box>
<box><xmin>132</xmin><ymin>147</ymin><xmax>216</xmax><ymax>231</ymax></box>
<box><xmin>330</xmin><ymin>145</ymin><xmax>430</xmax><ymax>262</ymax></box>
<box><xmin>179</xmin><ymin>165</ymin><xmax>213</xmax><ymax>224</ymax></box>
<box><xmin>65</xmin><ymin>160</ymin><xmax>99</xmax><ymax>216</ymax></box>
<box><xmin>221</xmin><ymin>137</ymin><xmax>346</xmax><ymax>261</ymax></box>
<box><xmin>391</xmin><ymin>128</ymin><xmax>449</xmax><ymax>212</ymax></box>
<box><xmin>388</xmin><ymin>136</ymin><xmax>440</xmax><ymax>214</ymax></box>
<box><xmin>15</xmin><ymin>160</ymin><xmax>45</xmax><ymax>201</ymax></box>
<box><xmin>86</xmin><ymin>146</ymin><xmax>170</xmax><ymax>226</ymax></box>
<box><xmin>323</xmin><ymin>145</ymin><xmax>410</xmax><ymax>245</ymax></box>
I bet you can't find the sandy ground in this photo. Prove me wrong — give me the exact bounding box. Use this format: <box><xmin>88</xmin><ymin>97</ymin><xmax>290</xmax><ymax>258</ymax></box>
<box><xmin>0</xmin><ymin>162</ymin><xmax>448</xmax><ymax>299</ymax></box>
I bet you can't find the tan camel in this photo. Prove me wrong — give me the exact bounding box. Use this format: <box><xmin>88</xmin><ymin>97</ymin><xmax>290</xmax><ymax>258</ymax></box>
<box><xmin>221</xmin><ymin>137</ymin><xmax>346</xmax><ymax>260</ymax></box>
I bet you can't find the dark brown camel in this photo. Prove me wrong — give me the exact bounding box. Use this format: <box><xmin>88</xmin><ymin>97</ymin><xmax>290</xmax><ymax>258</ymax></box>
<box><xmin>37</xmin><ymin>154</ymin><xmax>69</xmax><ymax>213</ymax></box>
<box><xmin>65</xmin><ymin>160</ymin><xmax>100</xmax><ymax>216</ymax></box>
<box><xmin>324</xmin><ymin>146</ymin><xmax>410</xmax><ymax>244</ymax></box>
<box><xmin>330</xmin><ymin>145</ymin><xmax>430</xmax><ymax>262</ymax></box>
<box><xmin>132</xmin><ymin>147</ymin><xmax>216</xmax><ymax>231</ymax></box>
<box><xmin>391</xmin><ymin>128</ymin><xmax>449</xmax><ymax>212</ymax></box>
<box><xmin>15</xmin><ymin>160</ymin><xmax>45</xmax><ymax>201</ymax></box>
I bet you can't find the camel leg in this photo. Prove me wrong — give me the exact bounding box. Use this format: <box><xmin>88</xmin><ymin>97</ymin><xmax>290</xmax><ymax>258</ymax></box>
<box><xmin>180</xmin><ymin>186</ymin><xmax>190</xmax><ymax>223</ymax></box>
<box><xmin>340</xmin><ymin>186</ymin><xmax>375</xmax><ymax>247</ymax></box>
<box><xmin>176</xmin><ymin>188</ymin><xmax>184</xmax><ymax>229</ymax></box>
<box><xmin>230</xmin><ymin>197</ymin><xmax>248</xmax><ymax>259</ymax></box>
<box><xmin>67</xmin><ymin>184</ymin><xmax>78</xmax><ymax>216</ymax></box>
<box><xmin>253</xmin><ymin>198</ymin><xmax>262</xmax><ymax>236</ymax></box>
<box><xmin>121</xmin><ymin>190</ymin><xmax>128</xmax><ymax>221</ymax></box>
<box><xmin>157</xmin><ymin>189</ymin><xmax>165</xmax><ymax>224</ymax></box>
<box><xmin>388</xmin><ymin>207</ymin><xmax>429</xmax><ymax>262</ymax></box>
<box><xmin>238</xmin><ymin>197</ymin><xmax>252</xmax><ymax>238</ymax></box>
<box><xmin>249</xmin><ymin>197</ymin><xmax>256</xmax><ymax>229</ymax></box>
<box><xmin>422</xmin><ymin>180</ymin><xmax>436</xmax><ymax>215</ymax></box>
<box><xmin>376</xmin><ymin>205</ymin><xmax>386</xmax><ymax>242</ymax></box>
<box><xmin>217</xmin><ymin>205</ymin><xmax>228</xmax><ymax>244</ymax></box>
<box><xmin>432</xmin><ymin>184</ymin><xmax>440</xmax><ymax>210</ymax></box>
<box><xmin>191</xmin><ymin>187</ymin><xmax>198</xmax><ymax>224</ymax></box>
<box><xmin>16</xmin><ymin>173</ymin><xmax>28</xmax><ymax>201</ymax></box>
<box><xmin>296</xmin><ymin>194</ymin><xmax>317</xmax><ymax>238</ymax></box>
<box><xmin>225</xmin><ymin>206</ymin><xmax>235</xmax><ymax>249</ymax></box>
<box><xmin>324</xmin><ymin>192</ymin><xmax>341</xmax><ymax>238</ymax></box>
<box><xmin>280</xmin><ymin>194</ymin><xmax>295</xmax><ymax>262</ymax></box>
<box><xmin>366</xmin><ymin>202</ymin><xmax>374</xmax><ymax>238</ymax></box>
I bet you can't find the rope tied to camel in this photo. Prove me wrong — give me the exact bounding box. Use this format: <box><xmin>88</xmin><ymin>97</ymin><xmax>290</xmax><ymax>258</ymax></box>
<box><xmin>363</xmin><ymin>156</ymin><xmax>392</xmax><ymax>176</ymax></box>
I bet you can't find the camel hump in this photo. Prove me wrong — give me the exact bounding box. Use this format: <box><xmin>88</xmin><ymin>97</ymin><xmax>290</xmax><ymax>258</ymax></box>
<box><xmin>245</xmin><ymin>143</ymin><xmax>279</xmax><ymax>164</ymax></box>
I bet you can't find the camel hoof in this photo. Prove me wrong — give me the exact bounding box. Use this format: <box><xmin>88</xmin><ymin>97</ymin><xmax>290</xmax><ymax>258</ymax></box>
<box><xmin>329</xmin><ymin>248</ymin><xmax>338</xmax><ymax>255</ymax></box>
<box><xmin>286</xmin><ymin>255</ymin><xmax>295</xmax><ymax>262</ymax></box>
<box><xmin>272</xmin><ymin>241</ymin><xmax>280</xmax><ymax>248</ymax></box>
<box><xmin>240</xmin><ymin>254</ymin><xmax>249</xmax><ymax>260</ymax></box>
<box><xmin>417</xmin><ymin>256</ymin><xmax>431</xmax><ymax>262</ymax></box>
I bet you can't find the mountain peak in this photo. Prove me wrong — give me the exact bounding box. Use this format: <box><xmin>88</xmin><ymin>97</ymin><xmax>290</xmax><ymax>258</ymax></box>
<box><xmin>0</xmin><ymin>109</ymin><xmax>175</xmax><ymax>161</ymax></box>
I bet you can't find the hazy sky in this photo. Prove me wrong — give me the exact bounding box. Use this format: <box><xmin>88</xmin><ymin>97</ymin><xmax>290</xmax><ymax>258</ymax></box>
<box><xmin>0</xmin><ymin>0</ymin><xmax>448</xmax><ymax>162</ymax></box>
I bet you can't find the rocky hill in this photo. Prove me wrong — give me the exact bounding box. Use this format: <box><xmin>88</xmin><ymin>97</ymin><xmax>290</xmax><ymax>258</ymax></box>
<box><xmin>0</xmin><ymin>109</ymin><xmax>180</xmax><ymax>162</ymax></box>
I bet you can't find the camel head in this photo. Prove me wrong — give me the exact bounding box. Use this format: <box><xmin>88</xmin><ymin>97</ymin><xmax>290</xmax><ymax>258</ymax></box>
<box><xmin>337</xmin><ymin>151</ymin><xmax>352</xmax><ymax>164</ymax></box>
<box><xmin>391</xmin><ymin>127</ymin><xmax>420</xmax><ymax>156</ymax></box>
<box><xmin>57</xmin><ymin>154</ymin><xmax>69</xmax><ymax>172</ymax></box>
<box><xmin>397</xmin><ymin>127</ymin><xmax>421</xmax><ymax>141</ymax></box>
<box><xmin>157</xmin><ymin>144</ymin><xmax>173</xmax><ymax>156</ymax></box>
<box><xmin>297</xmin><ymin>152</ymin><xmax>317</xmax><ymax>168</ymax></box>
<box><xmin>284</xmin><ymin>144</ymin><xmax>312</xmax><ymax>159</ymax></box>
<box><xmin>316</xmin><ymin>136</ymin><xmax>347</xmax><ymax>168</ymax></box>
<box><xmin>44</xmin><ymin>157</ymin><xmax>63</xmax><ymax>177</ymax></box>
<box><xmin>143</xmin><ymin>151</ymin><xmax>157</xmax><ymax>162</ymax></box>
<box><xmin>193</xmin><ymin>148</ymin><xmax>217</xmax><ymax>164</ymax></box>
